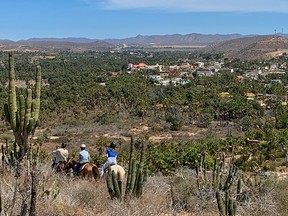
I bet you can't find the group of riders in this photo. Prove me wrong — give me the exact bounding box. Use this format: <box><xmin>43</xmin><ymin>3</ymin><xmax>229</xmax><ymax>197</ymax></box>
<box><xmin>51</xmin><ymin>141</ymin><xmax>118</xmax><ymax>177</ymax></box>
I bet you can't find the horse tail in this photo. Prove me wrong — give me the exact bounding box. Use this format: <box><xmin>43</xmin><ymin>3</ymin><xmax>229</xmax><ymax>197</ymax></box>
<box><xmin>117</xmin><ymin>166</ymin><xmax>125</xmax><ymax>182</ymax></box>
<box><xmin>92</xmin><ymin>165</ymin><xmax>100</xmax><ymax>180</ymax></box>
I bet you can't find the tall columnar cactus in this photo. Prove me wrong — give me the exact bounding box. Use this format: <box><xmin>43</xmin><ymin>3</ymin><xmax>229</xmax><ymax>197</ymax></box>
<box><xmin>106</xmin><ymin>137</ymin><xmax>148</xmax><ymax>200</ymax></box>
<box><xmin>106</xmin><ymin>170</ymin><xmax>122</xmax><ymax>200</ymax></box>
<box><xmin>195</xmin><ymin>153</ymin><xmax>208</xmax><ymax>190</ymax></box>
<box><xmin>213</xmin><ymin>159</ymin><xmax>239</xmax><ymax>216</ymax></box>
<box><xmin>4</xmin><ymin>52</ymin><xmax>41</xmax><ymax>159</ymax></box>
<box><xmin>125</xmin><ymin>136</ymin><xmax>135</xmax><ymax>197</ymax></box>
<box><xmin>125</xmin><ymin>136</ymin><xmax>148</xmax><ymax>199</ymax></box>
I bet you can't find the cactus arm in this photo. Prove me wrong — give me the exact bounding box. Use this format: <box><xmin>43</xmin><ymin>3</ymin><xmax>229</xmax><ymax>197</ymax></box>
<box><xmin>106</xmin><ymin>172</ymin><xmax>114</xmax><ymax>199</ymax></box>
<box><xmin>223</xmin><ymin>165</ymin><xmax>237</xmax><ymax>191</ymax></box>
<box><xmin>133</xmin><ymin>141</ymin><xmax>145</xmax><ymax>193</ymax></box>
<box><xmin>216</xmin><ymin>190</ymin><xmax>225</xmax><ymax>216</ymax></box>
<box><xmin>236</xmin><ymin>178</ymin><xmax>242</xmax><ymax>195</ymax></box>
<box><xmin>33</xmin><ymin>66</ymin><xmax>41</xmax><ymax>120</ymax></box>
<box><xmin>31</xmin><ymin>99</ymin><xmax>37</xmax><ymax>120</ymax></box>
<box><xmin>136</xmin><ymin>168</ymin><xmax>148</xmax><ymax>197</ymax></box>
<box><xmin>8</xmin><ymin>52</ymin><xmax>17</xmax><ymax>130</ymax></box>
<box><xmin>4</xmin><ymin>104</ymin><xmax>11</xmax><ymax>124</ymax></box>
<box><xmin>24</xmin><ymin>89</ymin><xmax>32</xmax><ymax>130</ymax></box>
<box><xmin>135</xmin><ymin>171</ymin><xmax>144</xmax><ymax>198</ymax></box>
<box><xmin>18</xmin><ymin>95</ymin><xmax>25</xmax><ymax>133</ymax></box>
<box><xmin>112</xmin><ymin>171</ymin><xmax>121</xmax><ymax>200</ymax></box>
<box><xmin>125</xmin><ymin>136</ymin><xmax>135</xmax><ymax>197</ymax></box>
<box><xmin>128</xmin><ymin>159</ymin><xmax>137</xmax><ymax>196</ymax></box>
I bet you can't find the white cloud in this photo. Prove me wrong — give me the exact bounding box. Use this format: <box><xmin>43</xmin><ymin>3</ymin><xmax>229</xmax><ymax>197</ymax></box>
<box><xmin>92</xmin><ymin>0</ymin><xmax>288</xmax><ymax>13</ymax></box>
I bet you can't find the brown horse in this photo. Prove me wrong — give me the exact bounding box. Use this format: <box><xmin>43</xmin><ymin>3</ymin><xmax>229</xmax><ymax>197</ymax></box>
<box><xmin>52</xmin><ymin>161</ymin><xmax>67</xmax><ymax>173</ymax></box>
<box><xmin>65</xmin><ymin>160</ymin><xmax>100</xmax><ymax>180</ymax></box>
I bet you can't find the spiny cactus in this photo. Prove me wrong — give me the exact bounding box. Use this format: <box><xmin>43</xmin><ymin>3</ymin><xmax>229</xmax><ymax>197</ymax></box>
<box><xmin>213</xmin><ymin>159</ymin><xmax>239</xmax><ymax>216</ymax></box>
<box><xmin>125</xmin><ymin>136</ymin><xmax>148</xmax><ymax>199</ymax></box>
<box><xmin>3</xmin><ymin>52</ymin><xmax>41</xmax><ymax>160</ymax></box>
<box><xmin>195</xmin><ymin>153</ymin><xmax>208</xmax><ymax>190</ymax></box>
<box><xmin>195</xmin><ymin>155</ymin><xmax>239</xmax><ymax>216</ymax></box>
<box><xmin>104</xmin><ymin>137</ymin><xmax>145</xmax><ymax>202</ymax></box>
<box><xmin>106</xmin><ymin>170</ymin><xmax>122</xmax><ymax>200</ymax></box>
<box><xmin>125</xmin><ymin>136</ymin><xmax>135</xmax><ymax>196</ymax></box>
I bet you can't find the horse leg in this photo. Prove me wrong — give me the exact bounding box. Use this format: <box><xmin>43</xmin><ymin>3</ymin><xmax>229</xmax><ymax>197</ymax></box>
<box><xmin>79</xmin><ymin>170</ymin><xmax>84</xmax><ymax>178</ymax></box>
<box><xmin>118</xmin><ymin>181</ymin><xmax>122</xmax><ymax>195</ymax></box>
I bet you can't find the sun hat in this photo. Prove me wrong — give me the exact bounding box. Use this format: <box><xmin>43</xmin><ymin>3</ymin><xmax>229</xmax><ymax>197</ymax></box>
<box><xmin>80</xmin><ymin>143</ymin><xmax>86</xmax><ymax>148</ymax></box>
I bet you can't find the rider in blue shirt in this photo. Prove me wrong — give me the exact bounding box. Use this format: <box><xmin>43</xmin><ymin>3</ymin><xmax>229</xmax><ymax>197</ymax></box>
<box><xmin>100</xmin><ymin>141</ymin><xmax>118</xmax><ymax>177</ymax></box>
<box><xmin>73</xmin><ymin>143</ymin><xmax>90</xmax><ymax>176</ymax></box>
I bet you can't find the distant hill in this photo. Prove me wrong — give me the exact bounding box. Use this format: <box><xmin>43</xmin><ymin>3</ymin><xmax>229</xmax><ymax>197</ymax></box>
<box><xmin>200</xmin><ymin>35</ymin><xmax>288</xmax><ymax>60</ymax></box>
<box><xmin>1</xmin><ymin>33</ymin><xmax>288</xmax><ymax>60</ymax></box>
<box><xmin>1</xmin><ymin>34</ymin><xmax>253</xmax><ymax>53</ymax></box>
<box><xmin>0</xmin><ymin>38</ymin><xmax>116</xmax><ymax>53</ymax></box>
<box><xmin>104</xmin><ymin>33</ymin><xmax>252</xmax><ymax>45</ymax></box>
<box><xmin>23</xmin><ymin>37</ymin><xmax>99</xmax><ymax>43</ymax></box>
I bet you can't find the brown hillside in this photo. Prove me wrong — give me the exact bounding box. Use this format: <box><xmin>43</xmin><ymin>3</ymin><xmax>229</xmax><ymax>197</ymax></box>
<box><xmin>203</xmin><ymin>35</ymin><xmax>288</xmax><ymax>60</ymax></box>
<box><xmin>0</xmin><ymin>40</ymin><xmax>116</xmax><ymax>53</ymax></box>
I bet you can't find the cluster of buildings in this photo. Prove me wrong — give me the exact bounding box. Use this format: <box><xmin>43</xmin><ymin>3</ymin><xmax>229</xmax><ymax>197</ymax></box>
<box><xmin>125</xmin><ymin>60</ymin><xmax>288</xmax><ymax>86</ymax></box>
<box><xmin>123</xmin><ymin>61</ymin><xmax>288</xmax><ymax>107</ymax></box>
<box><xmin>126</xmin><ymin>61</ymin><xmax>223</xmax><ymax>86</ymax></box>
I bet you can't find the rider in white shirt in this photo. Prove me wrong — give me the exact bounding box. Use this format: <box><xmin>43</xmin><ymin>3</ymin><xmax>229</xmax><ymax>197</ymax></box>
<box><xmin>73</xmin><ymin>144</ymin><xmax>90</xmax><ymax>176</ymax></box>
<box><xmin>52</xmin><ymin>143</ymin><xmax>69</xmax><ymax>169</ymax></box>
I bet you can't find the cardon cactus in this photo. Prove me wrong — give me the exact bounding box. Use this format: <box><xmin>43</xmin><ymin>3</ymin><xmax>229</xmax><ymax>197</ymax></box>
<box><xmin>4</xmin><ymin>52</ymin><xmax>41</xmax><ymax>160</ymax></box>
<box><xmin>106</xmin><ymin>170</ymin><xmax>122</xmax><ymax>200</ymax></box>
<box><xmin>103</xmin><ymin>130</ymin><xmax>149</xmax><ymax>201</ymax></box>
<box><xmin>213</xmin><ymin>159</ymin><xmax>239</xmax><ymax>216</ymax></box>
<box><xmin>125</xmin><ymin>136</ymin><xmax>148</xmax><ymax>199</ymax></box>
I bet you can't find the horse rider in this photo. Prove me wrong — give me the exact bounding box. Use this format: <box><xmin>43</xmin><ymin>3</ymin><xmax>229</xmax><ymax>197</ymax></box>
<box><xmin>73</xmin><ymin>143</ymin><xmax>91</xmax><ymax>176</ymax></box>
<box><xmin>100</xmin><ymin>141</ymin><xmax>118</xmax><ymax>177</ymax></box>
<box><xmin>52</xmin><ymin>143</ymin><xmax>69</xmax><ymax>170</ymax></box>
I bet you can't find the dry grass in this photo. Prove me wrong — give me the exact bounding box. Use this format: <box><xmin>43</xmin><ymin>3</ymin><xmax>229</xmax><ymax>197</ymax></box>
<box><xmin>0</xmin><ymin>164</ymin><xmax>287</xmax><ymax>216</ymax></box>
<box><xmin>0</xmin><ymin>163</ymin><xmax>172</xmax><ymax>216</ymax></box>
<box><xmin>35</xmin><ymin>175</ymin><xmax>172</xmax><ymax>216</ymax></box>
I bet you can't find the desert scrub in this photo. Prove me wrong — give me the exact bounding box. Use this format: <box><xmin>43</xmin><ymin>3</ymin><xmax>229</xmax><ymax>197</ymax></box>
<box><xmin>275</xmin><ymin>178</ymin><xmax>288</xmax><ymax>215</ymax></box>
<box><xmin>169</xmin><ymin>169</ymin><xmax>217</xmax><ymax>214</ymax></box>
<box><xmin>66</xmin><ymin>180</ymin><xmax>106</xmax><ymax>207</ymax></box>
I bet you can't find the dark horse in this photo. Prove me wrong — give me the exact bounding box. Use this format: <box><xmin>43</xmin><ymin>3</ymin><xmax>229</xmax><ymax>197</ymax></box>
<box><xmin>52</xmin><ymin>161</ymin><xmax>67</xmax><ymax>173</ymax></box>
<box><xmin>65</xmin><ymin>160</ymin><xmax>100</xmax><ymax>180</ymax></box>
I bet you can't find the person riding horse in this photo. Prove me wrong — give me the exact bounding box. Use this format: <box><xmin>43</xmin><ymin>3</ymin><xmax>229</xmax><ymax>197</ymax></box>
<box><xmin>100</xmin><ymin>141</ymin><xmax>118</xmax><ymax>177</ymax></box>
<box><xmin>73</xmin><ymin>144</ymin><xmax>91</xmax><ymax>176</ymax></box>
<box><xmin>52</xmin><ymin>143</ymin><xmax>69</xmax><ymax>172</ymax></box>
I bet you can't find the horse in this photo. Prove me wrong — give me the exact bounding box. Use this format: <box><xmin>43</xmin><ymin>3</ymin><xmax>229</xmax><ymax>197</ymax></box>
<box><xmin>103</xmin><ymin>164</ymin><xmax>126</xmax><ymax>197</ymax></box>
<box><xmin>52</xmin><ymin>161</ymin><xmax>67</xmax><ymax>173</ymax></box>
<box><xmin>103</xmin><ymin>164</ymin><xmax>125</xmax><ymax>182</ymax></box>
<box><xmin>65</xmin><ymin>160</ymin><xmax>100</xmax><ymax>180</ymax></box>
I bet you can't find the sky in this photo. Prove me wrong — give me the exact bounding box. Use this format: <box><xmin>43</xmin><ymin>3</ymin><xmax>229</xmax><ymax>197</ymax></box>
<box><xmin>0</xmin><ymin>0</ymin><xmax>287</xmax><ymax>41</ymax></box>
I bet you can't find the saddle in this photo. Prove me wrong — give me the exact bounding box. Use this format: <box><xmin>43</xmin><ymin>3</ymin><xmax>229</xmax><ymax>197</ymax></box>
<box><xmin>104</xmin><ymin>163</ymin><xmax>116</xmax><ymax>173</ymax></box>
<box><xmin>79</xmin><ymin>162</ymin><xmax>89</xmax><ymax>171</ymax></box>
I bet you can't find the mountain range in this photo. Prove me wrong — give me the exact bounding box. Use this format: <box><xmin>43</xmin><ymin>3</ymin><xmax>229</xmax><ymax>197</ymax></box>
<box><xmin>1</xmin><ymin>33</ymin><xmax>288</xmax><ymax>59</ymax></box>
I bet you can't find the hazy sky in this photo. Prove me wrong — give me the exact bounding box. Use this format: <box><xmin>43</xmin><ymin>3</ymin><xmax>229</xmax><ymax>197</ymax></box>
<box><xmin>1</xmin><ymin>0</ymin><xmax>287</xmax><ymax>41</ymax></box>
